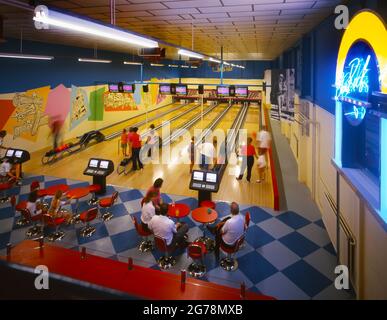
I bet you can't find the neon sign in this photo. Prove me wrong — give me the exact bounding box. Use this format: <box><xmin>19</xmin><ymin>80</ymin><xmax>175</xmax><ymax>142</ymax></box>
<box><xmin>336</xmin><ymin>55</ymin><xmax>371</xmax><ymax>100</ymax></box>
<box><xmin>344</xmin><ymin>105</ymin><xmax>366</xmax><ymax>126</ymax></box>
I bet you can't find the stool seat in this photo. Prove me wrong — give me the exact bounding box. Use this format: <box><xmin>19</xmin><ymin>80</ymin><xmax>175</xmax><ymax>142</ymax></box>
<box><xmin>99</xmin><ymin>197</ymin><xmax>113</xmax><ymax>207</ymax></box>
<box><xmin>200</xmin><ymin>200</ymin><xmax>216</xmax><ymax>209</ymax></box>
<box><xmin>88</xmin><ymin>184</ymin><xmax>101</xmax><ymax>193</ymax></box>
<box><xmin>15</xmin><ymin>200</ymin><xmax>27</xmax><ymax>211</ymax></box>
<box><xmin>79</xmin><ymin>208</ymin><xmax>98</xmax><ymax>237</ymax></box>
<box><xmin>187</xmin><ymin>241</ymin><xmax>207</xmax><ymax>277</ymax></box>
<box><xmin>131</xmin><ymin>215</ymin><xmax>153</xmax><ymax>252</ymax></box>
<box><xmin>188</xmin><ymin>241</ymin><xmax>207</xmax><ymax>259</ymax></box>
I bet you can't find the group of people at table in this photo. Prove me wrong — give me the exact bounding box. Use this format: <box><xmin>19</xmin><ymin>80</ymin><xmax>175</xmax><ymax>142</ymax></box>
<box><xmin>141</xmin><ymin>178</ymin><xmax>246</xmax><ymax>260</ymax></box>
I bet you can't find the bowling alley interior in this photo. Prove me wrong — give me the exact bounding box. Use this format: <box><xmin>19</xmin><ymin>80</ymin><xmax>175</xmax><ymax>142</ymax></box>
<box><xmin>0</xmin><ymin>0</ymin><xmax>386</xmax><ymax>301</ymax></box>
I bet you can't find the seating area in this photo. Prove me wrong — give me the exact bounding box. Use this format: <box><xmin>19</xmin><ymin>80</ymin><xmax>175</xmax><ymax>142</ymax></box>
<box><xmin>0</xmin><ymin>174</ymin><xmax>354</xmax><ymax>300</ymax></box>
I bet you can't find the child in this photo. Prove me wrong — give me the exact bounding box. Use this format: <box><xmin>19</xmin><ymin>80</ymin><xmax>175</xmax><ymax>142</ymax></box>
<box><xmin>256</xmin><ymin>149</ymin><xmax>267</xmax><ymax>183</ymax></box>
<box><xmin>120</xmin><ymin>128</ymin><xmax>128</xmax><ymax>157</ymax></box>
<box><xmin>48</xmin><ymin>190</ymin><xmax>72</xmax><ymax>223</ymax></box>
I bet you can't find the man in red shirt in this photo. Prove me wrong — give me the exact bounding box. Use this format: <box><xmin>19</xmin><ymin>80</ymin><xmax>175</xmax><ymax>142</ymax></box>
<box><xmin>129</xmin><ymin>127</ymin><xmax>143</xmax><ymax>171</ymax></box>
<box><xmin>236</xmin><ymin>137</ymin><xmax>257</xmax><ymax>182</ymax></box>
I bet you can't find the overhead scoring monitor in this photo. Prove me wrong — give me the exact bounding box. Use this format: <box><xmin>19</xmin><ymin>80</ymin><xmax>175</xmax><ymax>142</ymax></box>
<box><xmin>108</xmin><ymin>84</ymin><xmax>119</xmax><ymax>93</ymax></box>
<box><xmin>235</xmin><ymin>86</ymin><xmax>248</xmax><ymax>97</ymax></box>
<box><xmin>123</xmin><ymin>84</ymin><xmax>135</xmax><ymax>93</ymax></box>
<box><xmin>159</xmin><ymin>84</ymin><xmax>171</xmax><ymax>95</ymax></box>
<box><xmin>176</xmin><ymin>84</ymin><xmax>188</xmax><ymax>96</ymax></box>
<box><xmin>217</xmin><ymin>86</ymin><xmax>230</xmax><ymax>97</ymax></box>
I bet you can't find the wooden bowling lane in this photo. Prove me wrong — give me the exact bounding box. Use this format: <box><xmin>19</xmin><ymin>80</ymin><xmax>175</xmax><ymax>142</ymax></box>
<box><xmin>216</xmin><ymin>107</ymin><xmax>274</xmax><ymax>209</ymax></box>
<box><xmin>101</xmin><ymin>102</ymin><xmax>197</xmax><ymax>137</ymax></box>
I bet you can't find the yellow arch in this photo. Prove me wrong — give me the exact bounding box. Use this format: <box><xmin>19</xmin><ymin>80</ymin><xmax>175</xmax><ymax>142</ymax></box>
<box><xmin>336</xmin><ymin>10</ymin><xmax>387</xmax><ymax>93</ymax></box>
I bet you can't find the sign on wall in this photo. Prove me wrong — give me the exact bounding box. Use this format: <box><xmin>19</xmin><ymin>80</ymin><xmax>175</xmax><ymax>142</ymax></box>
<box><xmin>70</xmin><ymin>85</ymin><xmax>89</xmax><ymax>130</ymax></box>
<box><xmin>269</xmin><ymin>69</ymin><xmax>295</xmax><ymax>121</ymax></box>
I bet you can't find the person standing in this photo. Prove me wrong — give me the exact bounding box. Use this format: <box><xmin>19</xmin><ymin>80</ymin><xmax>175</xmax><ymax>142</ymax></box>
<box><xmin>256</xmin><ymin>149</ymin><xmax>267</xmax><ymax>183</ymax></box>
<box><xmin>0</xmin><ymin>130</ymin><xmax>7</xmax><ymax>158</ymax></box>
<box><xmin>120</xmin><ymin>128</ymin><xmax>128</xmax><ymax>157</ymax></box>
<box><xmin>129</xmin><ymin>127</ymin><xmax>143</xmax><ymax>171</ymax></box>
<box><xmin>257</xmin><ymin>125</ymin><xmax>271</xmax><ymax>154</ymax></box>
<box><xmin>197</xmin><ymin>138</ymin><xmax>216</xmax><ymax>170</ymax></box>
<box><xmin>145</xmin><ymin>124</ymin><xmax>159</xmax><ymax>160</ymax></box>
<box><xmin>236</xmin><ymin>137</ymin><xmax>257</xmax><ymax>182</ymax></box>
<box><xmin>189</xmin><ymin>136</ymin><xmax>195</xmax><ymax>174</ymax></box>
<box><xmin>49</xmin><ymin>116</ymin><xmax>63</xmax><ymax>150</ymax></box>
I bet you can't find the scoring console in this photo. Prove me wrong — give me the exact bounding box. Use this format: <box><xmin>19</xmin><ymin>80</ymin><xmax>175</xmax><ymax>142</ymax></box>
<box><xmin>83</xmin><ymin>158</ymin><xmax>114</xmax><ymax>194</ymax></box>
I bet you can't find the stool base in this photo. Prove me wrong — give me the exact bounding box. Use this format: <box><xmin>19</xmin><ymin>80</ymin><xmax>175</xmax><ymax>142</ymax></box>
<box><xmin>188</xmin><ymin>262</ymin><xmax>206</xmax><ymax>278</ymax></box>
<box><xmin>195</xmin><ymin>236</ymin><xmax>215</xmax><ymax>252</ymax></box>
<box><xmin>80</xmin><ymin>226</ymin><xmax>96</xmax><ymax>238</ymax></box>
<box><xmin>157</xmin><ymin>256</ymin><xmax>176</xmax><ymax>270</ymax></box>
<box><xmin>46</xmin><ymin>231</ymin><xmax>65</xmax><ymax>242</ymax></box>
<box><xmin>138</xmin><ymin>239</ymin><xmax>153</xmax><ymax>252</ymax></box>
<box><xmin>26</xmin><ymin>225</ymin><xmax>43</xmax><ymax>238</ymax></box>
<box><xmin>220</xmin><ymin>257</ymin><xmax>238</xmax><ymax>271</ymax></box>
<box><xmin>102</xmin><ymin>211</ymin><xmax>113</xmax><ymax>222</ymax></box>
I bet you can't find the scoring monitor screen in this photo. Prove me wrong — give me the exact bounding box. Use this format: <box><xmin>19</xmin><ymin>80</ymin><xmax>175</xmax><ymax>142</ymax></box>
<box><xmin>15</xmin><ymin>150</ymin><xmax>23</xmax><ymax>158</ymax></box>
<box><xmin>109</xmin><ymin>84</ymin><xmax>119</xmax><ymax>92</ymax></box>
<box><xmin>193</xmin><ymin>171</ymin><xmax>204</xmax><ymax>181</ymax></box>
<box><xmin>217</xmin><ymin>86</ymin><xmax>229</xmax><ymax>96</ymax></box>
<box><xmin>89</xmin><ymin>159</ymin><xmax>99</xmax><ymax>168</ymax></box>
<box><xmin>99</xmin><ymin>160</ymin><xmax>109</xmax><ymax>169</ymax></box>
<box><xmin>123</xmin><ymin>84</ymin><xmax>134</xmax><ymax>93</ymax></box>
<box><xmin>6</xmin><ymin>149</ymin><xmax>14</xmax><ymax>157</ymax></box>
<box><xmin>159</xmin><ymin>85</ymin><xmax>171</xmax><ymax>94</ymax></box>
<box><xmin>206</xmin><ymin>172</ymin><xmax>217</xmax><ymax>183</ymax></box>
<box><xmin>235</xmin><ymin>87</ymin><xmax>248</xmax><ymax>97</ymax></box>
<box><xmin>176</xmin><ymin>85</ymin><xmax>187</xmax><ymax>95</ymax></box>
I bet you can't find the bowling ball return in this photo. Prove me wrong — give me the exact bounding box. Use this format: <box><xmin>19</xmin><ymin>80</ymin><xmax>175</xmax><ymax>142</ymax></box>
<box><xmin>41</xmin><ymin>130</ymin><xmax>105</xmax><ymax>164</ymax></box>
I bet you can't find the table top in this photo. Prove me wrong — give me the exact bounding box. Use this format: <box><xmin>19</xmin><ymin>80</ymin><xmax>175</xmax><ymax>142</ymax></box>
<box><xmin>38</xmin><ymin>184</ymin><xmax>69</xmax><ymax>197</ymax></box>
<box><xmin>66</xmin><ymin>187</ymin><xmax>90</xmax><ymax>200</ymax></box>
<box><xmin>191</xmin><ymin>207</ymin><xmax>218</xmax><ymax>224</ymax></box>
<box><xmin>168</xmin><ymin>203</ymin><xmax>190</xmax><ymax>219</ymax></box>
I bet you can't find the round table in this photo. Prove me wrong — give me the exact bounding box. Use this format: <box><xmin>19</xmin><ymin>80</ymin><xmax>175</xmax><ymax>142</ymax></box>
<box><xmin>168</xmin><ymin>203</ymin><xmax>190</xmax><ymax>220</ymax></box>
<box><xmin>191</xmin><ymin>207</ymin><xmax>218</xmax><ymax>251</ymax></box>
<box><xmin>66</xmin><ymin>187</ymin><xmax>90</xmax><ymax>223</ymax></box>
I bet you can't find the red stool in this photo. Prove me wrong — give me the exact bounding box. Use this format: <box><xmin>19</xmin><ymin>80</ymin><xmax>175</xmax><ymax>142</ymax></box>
<box><xmin>187</xmin><ymin>241</ymin><xmax>207</xmax><ymax>277</ymax></box>
<box><xmin>200</xmin><ymin>200</ymin><xmax>216</xmax><ymax>210</ymax></box>
<box><xmin>20</xmin><ymin>208</ymin><xmax>43</xmax><ymax>238</ymax></box>
<box><xmin>131</xmin><ymin>215</ymin><xmax>153</xmax><ymax>252</ymax></box>
<box><xmin>154</xmin><ymin>235</ymin><xmax>176</xmax><ymax>269</ymax></box>
<box><xmin>245</xmin><ymin>211</ymin><xmax>251</xmax><ymax>230</ymax></box>
<box><xmin>79</xmin><ymin>207</ymin><xmax>98</xmax><ymax>237</ymax></box>
<box><xmin>220</xmin><ymin>236</ymin><xmax>245</xmax><ymax>272</ymax></box>
<box><xmin>0</xmin><ymin>178</ymin><xmax>15</xmax><ymax>203</ymax></box>
<box><xmin>88</xmin><ymin>184</ymin><xmax>101</xmax><ymax>205</ymax></box>
<box><xmin>12</xmin><ymin>196</ymin><xmax>29</xmax><ymax>226</ymax></box>
<box><xmin>43</xmin><ymin>214</ymin><xmax>66</xmax><ymax>242</ymax></box>
<box><xmin>98</xmin><ymin>191</ymin><xmax>118</xmax><ymax>221</ymax></box>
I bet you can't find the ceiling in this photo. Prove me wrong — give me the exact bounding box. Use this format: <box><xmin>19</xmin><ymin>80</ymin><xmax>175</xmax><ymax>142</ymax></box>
<box><xmin>0</xmin><ymin>0</ymin><xmax>345</xmax><ymax>60</ymax></box>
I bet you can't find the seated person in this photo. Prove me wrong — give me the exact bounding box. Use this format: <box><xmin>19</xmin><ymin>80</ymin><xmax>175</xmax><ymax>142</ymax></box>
<box><xmin>141</xmin><ymin>191</ymin><xmax>158</xmax><ymax>232</ymax></box>
<box><xmin>207</xmin><ymin>202</ymin><xmax>245</xmax><ymax>259</ymax></box>
<box><xmin>148</xmin><ymin>203</ymin><xmax>189</xmax><ymax>249</ymax></box>
<box><xmin>47</xmin><ymin>190</ymin><xmax>72</xmax><ymax>223</ymax></box>
<box><xmin>146</xmin><ymin>178</ymin><xmax>163</xmax><ymax>212</ymax></box>
<box><xmin>11</xmin><ymin>162</ymin><xmax>22</xmax><ymax>186</ymax></box>
<box><xmin>0</xmin><ymin>158</ymin><xmax>12</xmax><ymax>182</ymax></box>
<box><xmin>26</xmin><ymin>190</ymin><xmax>43</xmax><ymax>217</ymax></box>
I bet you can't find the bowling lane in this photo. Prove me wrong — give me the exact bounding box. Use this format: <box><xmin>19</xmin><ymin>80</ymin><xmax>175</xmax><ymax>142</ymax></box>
<box><xmin>101</xmin><ymin>101</ymin><xmax>194</xmax><ymax>137</ymax></box>
<box><xmin>216</xmin><ymin>107</ymin><xmax>274</xmax><ymax>208</ymax></box>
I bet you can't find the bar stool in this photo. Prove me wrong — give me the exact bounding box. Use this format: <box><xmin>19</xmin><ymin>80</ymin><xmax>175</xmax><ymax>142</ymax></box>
<box><xmin>131</xmin><ymin>215</ymin><xmax>153</xmax><ymax>252</ymax></box>
<box><xmin>187</xmin><ymin>241</ymin><xmax>207</xmax><ymax>277</ymax></box>
<box><xmin>43</xmin><ymin>214</ymin><xmax>66</xmax><ymax>242</ymax></box>
<box><xmin>20</xmin><ymin>208</ymin><xmax>43</xmax><ymax>238</ymax></box>
<box><xmin>98</xmin><ymin>191</ymin><xmax>118</xmax><ymax>221</ymax></box>
<box><xmin>0</xmin><ymin>178</ymin><xmax>15</xmax><ymax>203</ymax></box>
<box><xmin>154</xmin><ymin>235</ymin><xmax>176</xmax><ymax>269</ymax></box>
<box><xmin>79</xmin><ymin>207</ymin><xmax>98</xmax><ymax>237</ymax></box>
<box><xmin>220</xmin><ymin>236</ymin><xmax>245</xmax><ymax>272</ymax></box>
<box><xmin>199</xmin><ymin>200</ymin><xmax>216</xmax><ymax>210</ymax></box>
<box><xmin>88</xmin><ymin>184</ymin><xmax>101</xmax><ymax>205</ymax></box>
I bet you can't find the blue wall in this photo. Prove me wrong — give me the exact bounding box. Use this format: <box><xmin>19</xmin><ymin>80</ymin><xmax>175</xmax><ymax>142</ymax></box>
<box><xmin>274</xmin><ymin>0</ymin><xmax>385</xmax><ymax>115</ymax></box>
<box><xmin>0</xmin><ymin>39</ymin><xmax>272</xmax><ymax>94</ymax></box>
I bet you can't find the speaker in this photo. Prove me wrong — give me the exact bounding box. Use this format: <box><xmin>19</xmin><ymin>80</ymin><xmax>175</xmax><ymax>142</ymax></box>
<box><xmin>118</xmin><ymin>82</ymin><xmax>124</xmax><ymax>93</ymax></box>
<box><xmin>229</xmin><ymin>85</ymin><xmax>236</xmax><ymax>97</ymax></box>
<box><xmin>143</xmin><ymin>85</ymin><xmax>149</xmax><ymax>93</ymax></box>
<box><xmin>170</xmin><ymin>84</ymin><xmax>176</xmax><ymax>95</ymax></box>
<box><xmin>198</xmin><ymin>84</ymin><xmax>204</xmax><ymax>95</ymax></box>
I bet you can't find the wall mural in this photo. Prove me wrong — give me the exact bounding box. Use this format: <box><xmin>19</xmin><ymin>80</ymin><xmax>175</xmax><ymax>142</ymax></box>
<box><xmin>270</xmin><ymin>69</ymin><xmax>295</xmax><ymax>121</ymax></box>
<box><xmin>45</xmin><ymin>84</ymin><xmax>70</xmax><ymax>124</ymax></box>
<box><xmin>3</xmin><ymin>86</ymin><xmax>50</xmax><ymax>141</ymax></box>
<box><xmin>70</xmin><ymin>85</ymin><xmax>89</xmax><ymax>130</ymax></box>
<box><xmin>104</xmin><ymin>92</ymin><xmax>137</xmax><ymax>111</ymax></box>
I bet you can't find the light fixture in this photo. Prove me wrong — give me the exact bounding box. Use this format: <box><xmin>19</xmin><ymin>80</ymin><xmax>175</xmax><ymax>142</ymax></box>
<box><xmin>191</xmin><ymin>66</ymin><xmax>198</xmax><ymax>69</ymax></box>
<box><xmin>181</xmin><ymin>65</ymin><xmax>189</xmax><ymax>68</ymax></box>
<box><xmin>78</xmin><ymin>58</ymin><xmax>111</xmax><ymax>63</ymax></box>
<box><xmin>178</xmin><ymin>49</ymin><xmax>204</xmax><ymax>60</ymax></box>
<box><xmin>33</xmin><ymin>6</ymin><xmax>158</xmax><ymax>48</ymax></box>
<box><xmin>223</xmin><ymin>61</ymin><xmax>230</xmax><ymax>66</ymax></box>
<box><xmin>0</xmin><ymin>52</ymin><xmax>54</xmax><ymax>60</ymax></box>
<box><xmin>168</xmin><ymin>64</ymin><xmax>179</xmax><ymax>68</ymax></box>
<box><xmin>124</xmin><ymin>61</ymin><xmax>142</xmax><ymax>65</ymax></box>
<box><xmin>150</xmin><ymin>63</ymin><xmax>164</xmax><ymax>67</ymax></box>
<box><xmin>209</xmin><ymin>57</ymin><xmax>221</xmax><ymax>64</ymax></box>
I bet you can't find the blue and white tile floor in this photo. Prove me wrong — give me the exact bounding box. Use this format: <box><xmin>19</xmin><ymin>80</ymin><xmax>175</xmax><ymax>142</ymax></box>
<box><xmin>0</xmin><ymin>174</ymin><xmax>355</xmax><ymax>300</ymax></box>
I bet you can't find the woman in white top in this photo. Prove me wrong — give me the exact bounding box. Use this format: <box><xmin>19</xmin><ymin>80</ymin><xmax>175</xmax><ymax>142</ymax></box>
<box><xmin>146</xmin><ymin>124</ymin><xmax>159</xmax><ymax>160</ymax></box>
<box><xmin>141</xmin><ymin>191</ymin><xmax>158</xmax><ymax>232</ymax></box>
<box><xmin>26</xmin><ymin>190</ymin><xmax>42</xmax><ymax>217</ymax></box>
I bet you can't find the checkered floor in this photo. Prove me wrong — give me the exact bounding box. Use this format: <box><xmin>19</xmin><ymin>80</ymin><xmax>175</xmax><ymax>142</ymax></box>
<box><xmin>0</xmin><ymin>174</ymin><xmax>355</xmax><ymax>300</ymax></box>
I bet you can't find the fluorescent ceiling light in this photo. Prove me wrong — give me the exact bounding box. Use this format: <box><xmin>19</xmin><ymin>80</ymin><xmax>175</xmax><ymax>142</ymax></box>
<box><xmin>181</xmin><ymin>65</ymin><xmax>189</xmax><ymax>68</ymax></box>
<box><xmin>124</xmin><ymin>61</ymin><xmax>142</xmax><ymax>65</ymax></box>
<box><xmin>151</xmin><ymin>63</ymin><xmax>164</xmax><ymax>67</ymax></box>
<box><xmin>209</xmin><ymin>57</ymin><xmax>221</xmax><ymax>64</ymax></box>
<box><xmin>33</xmin><ymin>7</ymin><xmax>158</xmax><ymax>48</ymax></box>
<box><xmin>0</xmin><ymin>52</ymin><xmax>54</xmax><ymax>60</ymax></box>
<box><xmin>191</xmin><ymin>66</ymin><xmax>198</xmax><ymax>69</ymax></box>
<box><xmin>168</xmin><ymin>64</ymin><xmax>179</xmax><ymax>68</ymax></box>
<box><xmin>223</xmin><ymin>62</ymin><xmax>230</xmax><ymax>66</ymax></box>
<box><xmin>78</xmin><ymin>58</ymin><xmax>111</xmax><ymax>63</ymax></box>
<box><xmin>178</xmin><ymin>49</ymin><xmax>204</xmax><ymax>60</ymax></box>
